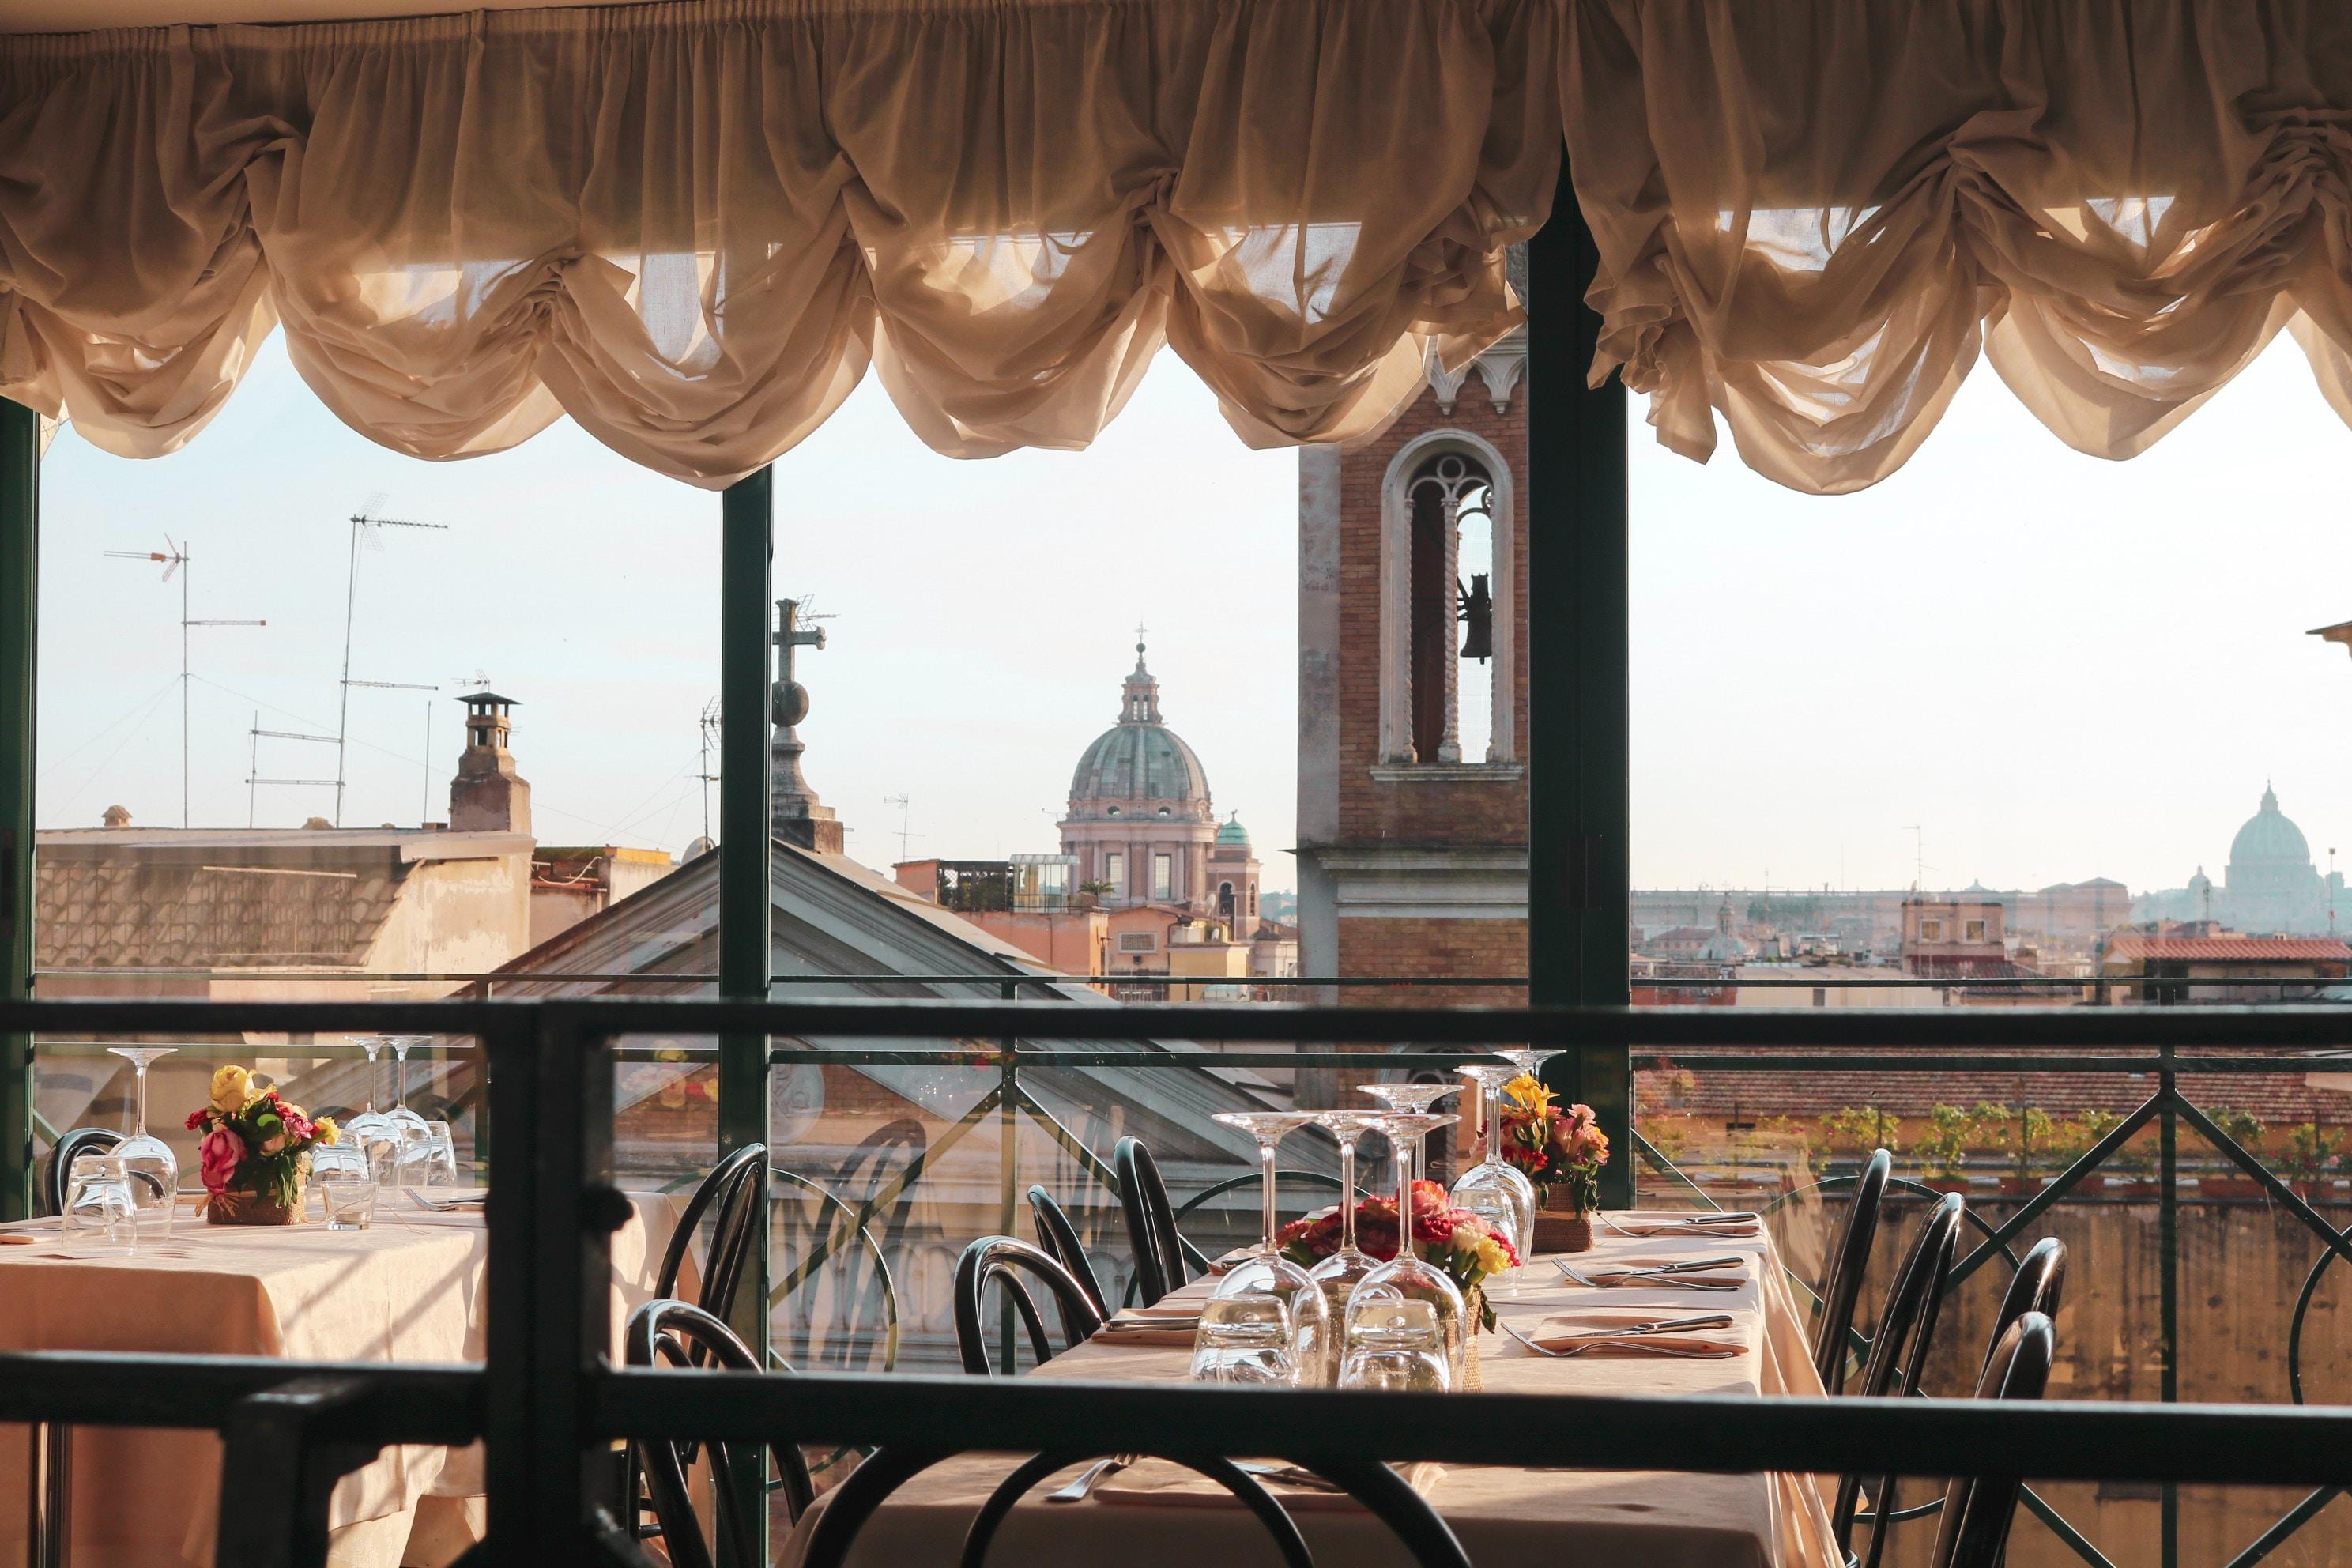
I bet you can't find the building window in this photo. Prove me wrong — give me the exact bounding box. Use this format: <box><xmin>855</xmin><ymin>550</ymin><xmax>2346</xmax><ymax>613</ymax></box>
<box><xmin>1812</xmin><ymin>987</ymin><xmax>1828</xmax><ymax>1008</ymax></box>
<box><xmin>1378</xmin><ymin>432</ymin><xmax>1517</xmax><ymax>767</ymax></box>
<box><xmin>1152</xmin><ymin>853</ymin><xmax>1173</xmax><ymax>901</ymax></box>
<box><xmin>1218</xmin><ymin>881</ymin><xmax>1235</xmax><ymax>919</ymax></box>
<box><xmin>1106</xmin><ymin>852</ymin><xmax>1124</xmax><ymax>890</ymax></box>
<box><xmin>1964</xmin><ymin>918</ymin><xmax>1986</xmax><ymax>942</ymax></box>
<box><xmin>1920</xmin><ymin>919</ymin><xmax>1943</xmax><ymax>941</ymax></box>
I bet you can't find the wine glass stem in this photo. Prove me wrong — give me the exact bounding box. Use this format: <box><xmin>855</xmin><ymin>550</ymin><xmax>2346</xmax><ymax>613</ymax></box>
<box><xmin>1257</xmin><ymin>1140</ymin><xmax>1279</xmax><ymax>1253</ymax></box>
<box><xmin>1396</xmin><ymin>1135</ymin><xmax>1417</xmax><ymax>1260</ymax></box>
<box><xmin>1336</xmin><ymin>1138</ymin><xmax>1358</xmax><ymax>1253</ymax></box>
<box><xmin>1484</xmin><ymin>1083</ymin><xmax>1504</xmax><ymax>1166</ymax></box>
<box><xmin>132</xmin><ymin>1062</ymin><xmax>148</xmax><ymax>1139</ymax></box>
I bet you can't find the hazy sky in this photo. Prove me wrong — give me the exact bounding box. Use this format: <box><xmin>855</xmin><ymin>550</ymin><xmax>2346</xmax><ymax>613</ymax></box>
<box><xmin>36</xmin><ymin>330</ymin><xmax>2352</xmax><ymax>899</ymax></box>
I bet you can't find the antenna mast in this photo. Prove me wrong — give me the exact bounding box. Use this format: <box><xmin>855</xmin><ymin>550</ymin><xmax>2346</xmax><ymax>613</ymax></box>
<box><xmin>884</xmin><ymin>793</ymin><xmax>916</xmax><ymax>861</ymax></box>
<box><xmin>697</xmin><ymin>698</ymin><xmax>722</xmax><ymax>842</ymax></box>
<box><xmin>106</xmin><ymin>537</ymin><xmax>263</xmax><ymax>827</ymax></box>
<box><xmin>336</xmin><ymin>502</ymin><xmax>450</xmax><ymax>825</ymax></box>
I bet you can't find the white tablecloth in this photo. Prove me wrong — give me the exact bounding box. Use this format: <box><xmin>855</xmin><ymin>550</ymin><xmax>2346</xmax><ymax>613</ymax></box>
<box><xmin>780</xmin><ymin>1212</ymin><xmax>1842</xmax><ymax>1568</ymax></box>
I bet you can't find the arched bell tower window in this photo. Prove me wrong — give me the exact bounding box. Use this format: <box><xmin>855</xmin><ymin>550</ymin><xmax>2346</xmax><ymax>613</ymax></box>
<box><xmin>1378</xmin><ymin>431</ymin><xmax>1517</xmax><ymax>768</ymax></box>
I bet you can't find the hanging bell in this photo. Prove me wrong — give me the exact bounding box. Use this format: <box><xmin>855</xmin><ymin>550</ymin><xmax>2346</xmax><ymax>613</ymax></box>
<box><xmin>1457</xmin><ymin>572</ymin><xmax>1494</xmax><ymax>663</ymax></box>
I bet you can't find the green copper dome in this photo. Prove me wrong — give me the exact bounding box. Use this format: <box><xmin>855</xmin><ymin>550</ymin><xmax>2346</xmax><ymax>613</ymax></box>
<box><xmin>1068</xmin><ymin>643</ymin><xmax>1211</xmax><ymax>808</ymax></box>
<box><xmin>1216</xmin><ymin>812</ymin><xmax>1250</xmax><ymax>846</ymax></box>
<box><xmin>2230</xmin><ymin>785</ymin><xmax>2311</xmax><ymax>866</ymax></box>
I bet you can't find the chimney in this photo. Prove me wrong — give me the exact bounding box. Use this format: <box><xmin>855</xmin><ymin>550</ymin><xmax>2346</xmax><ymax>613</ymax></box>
<box><xmin>449</xmin><ymin>691</ymin><xmax>532</xmax><ymax>835</ymax></box>
<box><xmin>100</xmin><ymin>805</ymin><xmax>131</xmax><ymax>828</ymax></box>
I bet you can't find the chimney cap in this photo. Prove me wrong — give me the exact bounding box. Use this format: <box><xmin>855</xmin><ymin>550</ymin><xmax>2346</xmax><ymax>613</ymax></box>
<box><xmin>456</xmin><ymin>691</ymin><xmax>522</xmax><ymax>707</ymax></box>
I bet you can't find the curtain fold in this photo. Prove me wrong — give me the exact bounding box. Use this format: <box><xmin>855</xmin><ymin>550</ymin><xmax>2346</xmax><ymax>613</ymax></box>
<box><xmin>5</xmin><ymin>0</ymin><xmax>2352</xmax><ymax>492</ymax></box>
<box><xmin>0</xmin><ymin>0</ymin><xmax>1551</xmax><ymax>487</ymax></box>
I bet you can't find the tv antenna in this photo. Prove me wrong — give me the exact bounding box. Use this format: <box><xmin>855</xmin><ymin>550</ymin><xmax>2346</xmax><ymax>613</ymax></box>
<box><xmin>883</xmin><ymin>793</ymin><xmax>920</xmax><ymax>862</ymax></box>
<box><xmin>244</xmin><ymin>714</ymin><xmax>338</xmax><ymax>828</ymax></box>
<box><xmin>105</xmin><ymin>535</ymin><xmax>264</xmax><ymax>827</ymax></box>
<box><xmin>696</xmin><ymin>698</ymin><xmax>722</xmax><ymax>842</ymax></box>
<box><xmin>1903</xmin><ymin>824</ymin><xmax>1928</xmax><ymax>893</ymax></box>
<box><xmin>335</xmin><ymin>498</ymin><xmax>450</xmax><ymax>825</ymax></box>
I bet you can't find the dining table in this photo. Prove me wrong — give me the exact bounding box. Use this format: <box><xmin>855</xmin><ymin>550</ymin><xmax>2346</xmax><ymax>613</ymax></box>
<box><xmin>0</xmin><ymin>1187</ymin><xmax>685</xmax><ymax>1568</ymax></box>
<box><xmin>778</xmin><ymin>1211</ymin><xmax>1843</xmax><ymax>1568</ymax></box>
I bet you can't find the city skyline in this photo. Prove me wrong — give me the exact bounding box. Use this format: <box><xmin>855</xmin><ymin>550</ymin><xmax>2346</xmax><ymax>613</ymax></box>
<box><xmin>36</xmin><ymin>332</ymin><xmax>2352</xmax><ymax>899</ymax></box>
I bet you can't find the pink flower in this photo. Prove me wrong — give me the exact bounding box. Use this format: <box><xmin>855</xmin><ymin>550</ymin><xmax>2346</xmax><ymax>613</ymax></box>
<box><xmin>198</xmin><ymin>1126</ymin><xmax>246</xmax><ymax>1193</ymax></box>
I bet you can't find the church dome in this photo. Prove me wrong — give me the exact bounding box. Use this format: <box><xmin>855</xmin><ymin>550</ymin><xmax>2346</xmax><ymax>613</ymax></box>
<box><xmin>2229</xmin><ymin>786</ymin><xmax>2311</xmax><ymax>866</ymax></box>
<box><xmin>1216</xmin><ymin>812</ymin><xmax>1250</xmax><ymax>846</ymax></box>
<box><xmin>1068</xmin><ymin>643</ymin><xmax>1211</xmax><ymax>809</ymax></box>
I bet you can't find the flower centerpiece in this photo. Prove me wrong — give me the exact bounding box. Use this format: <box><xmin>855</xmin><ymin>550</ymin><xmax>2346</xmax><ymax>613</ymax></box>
<box><xmin>1497</xmin><ymin>1073</ymin><xmax>1610</xmax><ymax>1250</ymax></box>
<box><xmin>1276</xmin><ymin>1179</ymin><xmax>1518</xmax><ymax>1330</ymax></box>
<box><xmin>185</xmin><ymin>1066</ymin><xmax>341</xmax><ymax>1226</ymax></box>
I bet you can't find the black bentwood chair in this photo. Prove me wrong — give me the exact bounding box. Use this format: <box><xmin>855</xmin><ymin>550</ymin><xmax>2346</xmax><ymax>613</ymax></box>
<box><xmin>43</xmin><ymin>1125</ymin><xmax>124</xmax><ymax>1217</ymax></box>
<box><xmin>1926</xmin><ymin>1312</ymin><xmax>2059</xmax><ymax>1568</ymax></box>
<box><xmin>1114</xmin><ymin>1136</ymin><xmax>1208</xmax><ymax>1305</ymax></box>
<box><xmin>1837</xmin><ymin>1190</ymin><xmax>1966</xmax><ymax>1568</ymax></box>
<box><xmin>624</xmin><ymin>1143</ymin><xmax>769</xmax><ymax>1542</ymax></box>
<box><xmin>1026</xmin><ymin>1183</ymin><xmax>1110</xmax><ymax>1318</ymax></box>
<box><xmin>623</xmin><ymin>1299</ymin><xmax>815</xmax><ymax>1568</ymax></box>
<box><xmin>1812</xmin><ymin>1147</ymin><xmax>1895</xmax><ymax>1392</ymax></box>
<box><xmin>654</xmin><ymin>1140</ymin><xmax>768</xmax><ymax>1328</ymax></box>
<box><xmin>953</xmin><ymin>1235</ymin><xmax>1106</xmax><ymax>1374</ymax></box>
<box><xmin>1984</xmin><ymin>1237</ymin><xmax>2067</xmax><ymax>1375</ymax></box>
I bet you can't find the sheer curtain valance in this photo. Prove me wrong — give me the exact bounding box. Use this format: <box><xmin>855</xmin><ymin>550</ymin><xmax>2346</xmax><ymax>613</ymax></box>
<box><xmin>0</xmin><ymin>0</ymin><xmax>1556</xmax><ymax>487</ymax></box>
<box><xmin>5</xmin><ymin>0</ymin><xmax>2352</xmax><ymax>492</ymax></box>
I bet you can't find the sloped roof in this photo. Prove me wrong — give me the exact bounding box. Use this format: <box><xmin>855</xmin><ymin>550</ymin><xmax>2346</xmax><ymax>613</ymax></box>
<box><xmin>2105</xmin><ymin>937</ymin><xmax>2352</xmax><ymax>964</ymax></box>
<box><xmin>33</xmin><ymin>827</ymin><xmax>530</xmax><ymax>971</ymax></box>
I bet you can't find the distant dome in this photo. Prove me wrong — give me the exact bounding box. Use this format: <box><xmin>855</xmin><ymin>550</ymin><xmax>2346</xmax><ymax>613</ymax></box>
<box><xmin>2230</xmin><ymin>786</ymin><xmax>2311</xmax><ymax>866</ymax></box>
<box><xmin>683</xmin><ymin>835</ymin><xmax>717</xmax><ymax>863</ymax></box>
<box><xmin>1216</xmin><ymin>812</ymin><xmax>1250</xmax><ymax>846</ymax></box>
<box><xmin>1068</xmin><ymin>643</ymin><xmax>1211</xmax><ymax>809</ymax></box>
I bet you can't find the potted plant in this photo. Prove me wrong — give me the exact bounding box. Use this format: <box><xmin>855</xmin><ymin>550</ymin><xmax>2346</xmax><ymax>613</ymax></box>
<box><xmin>2281</xmin><ymin>1121</ymin><xmax>2344</xmax><ymax>1200</ymax></box>
<box><xmin>186</xmin><ymin>1065</ymin><xmax>342</xmax><ymax>1225</ymax></box>
<box><xmin>1494</xmin><ymin>1073</ymin><xmax>1609</xmax><ymax>1251</ymax></box>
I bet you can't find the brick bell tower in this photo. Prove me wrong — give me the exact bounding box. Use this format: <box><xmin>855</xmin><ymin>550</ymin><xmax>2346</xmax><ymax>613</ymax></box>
<box><xmin>1295</xmin><ymin>255</ymin><xmax>1530</xmax><ymax>1025</ymax></box>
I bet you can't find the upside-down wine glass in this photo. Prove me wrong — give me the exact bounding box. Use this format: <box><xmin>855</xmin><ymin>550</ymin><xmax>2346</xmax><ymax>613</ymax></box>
<box><xmin>386</xmin><ymin>1036</ymin><xmax>435</xmax><ymax>1182</ymax></box>
<box><xmin>1306</xmin><ymin>1109</ymin><xmax>1386</xmax><ymax>1379</ymax></box>
<box><xmin>1450</xmin><ymin>1064</ymin><xmax>1536</xmax><ymax>1295</ymax></box>
<box><xmin>1347</xmin><ymin>1111</ymin><xmax>1468</xmax><ymax>1384</ymax></box>
<box><xmin>341</xmin><ymin>1037</ymin><xmax>394</xmax><ymax>1146</ymax></box>
<box><xmin>107</xmin><ymin>1046</ymin><xmax>179</xmax><ymax>1231</ymax></box>
<box><xmin>1207</xmin><ymin>1111</ymin><xmax>1332</xmax><ymax>1385</ymax></box>
<box><xmin>339</xmin><ymin>1036</ymin><xmax>398</xmax><ymax>1184</ymax></box>
<box><xmin>1357</xmin><ymin>1080</ymin><xmax>1457</xmax><ymax>1187</ymax></box>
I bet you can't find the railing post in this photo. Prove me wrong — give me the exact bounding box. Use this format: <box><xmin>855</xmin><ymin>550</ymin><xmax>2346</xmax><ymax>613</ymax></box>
<box><xmin>0</xmin><ymin>399</ymin><xmax>36</xmax><ymax>1221</ymax></box>
<box><xmin>718</xmin><ymin>468</ymin><xmax>775</xmax><ymax>1566</ymax></box>
<box><xmin>1525</xmin><ymin>166</ymin><xmax>1634</xmax><ymax>1208</ymax></box>
<box><xmin>2159</xmin><ymin>1036</ymin><xmax>2180</xmax><ymax>1568</ymax></box>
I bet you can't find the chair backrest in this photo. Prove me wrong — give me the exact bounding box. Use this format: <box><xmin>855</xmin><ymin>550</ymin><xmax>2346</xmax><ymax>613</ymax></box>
<box><xmin>1813</xmin><ymin>1146</ymin><xmax>1894</xmax><ymax>1392</ymax></box>
<box><xmin>1114</xmin><ymin>1136</ymin><xmax>1193</xmax><ymax>1306</ymax></box>
<box><xmin>1837</xmin><ymin>1190</ymin><xmax>1966</xmax><ymax>1567</ymax></box>
<box><xmin>1928</xmin><ymin>1311</ymin><xmax>2058</xmax><ymax>1568</ymax></box>
<box><xmin>953</xmin><ymin>1235</ymin><xmax>1105</xmax><ymax>1375</ymax></box>
<box><xmin>1984</xmin><ymin>1236</ymin><xmax>2067</xmax><ymax>1376</ymax></box>
<box><xmin>44</xmin><ymin>1126</ymin><xmax>124</xmax><ymax>1218</ymax></box>
<box><xmin>624</xmin><ymin>1298</ymin><xmax>814</xmax><ymax>1568</ymax></box>
<box><xmin>1025</xmin><ymin>1184</ymin><xmax>1107</xmax><ymax>1318</ymax></box>
<box><xmin>657</xmin><ymin>1141</ymin><xmax>767</xmax><ymax>1328</ymax></box>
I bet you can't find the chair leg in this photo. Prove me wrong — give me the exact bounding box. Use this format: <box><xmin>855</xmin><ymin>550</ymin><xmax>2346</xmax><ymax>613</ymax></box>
<box><xmin>27</xmin><ymin>1419</ymin><xmax>68</xmax><ymax>1568</ymax></box>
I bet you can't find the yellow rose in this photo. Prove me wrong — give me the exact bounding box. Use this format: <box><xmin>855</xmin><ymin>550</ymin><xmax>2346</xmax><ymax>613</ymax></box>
<box><xmin>1475</xmin><ymin>1238</ymin><xmax>1510</xmax><ymax>1277</ymax></box>
<box><xmin>315</xmin><ymin>1117</ymin><xmax>341</xmax><ymax>1147</ymax></box>
<box><xmin>209</xmin><ymin>1065</ymin><xmax>253</xmax><ymax>1114</ymax></box>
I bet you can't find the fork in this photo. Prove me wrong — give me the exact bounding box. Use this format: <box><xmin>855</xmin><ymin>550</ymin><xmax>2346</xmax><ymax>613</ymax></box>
<box><xmin>1602</xmin><ymin>1212</ymin><xmax>1758</xmax><ymax>1234</ymax></box>
<box><xmin>1046</xmin><ymin>1453</ymin><xmax>1139</xmax><ymax>1503</ymax></box>
<box><xmin>1499</xmin><ymin>1314</ymin><xmax>1736</xmax><ymax>1358</ymax></box>
<box><xmin>1556</xmin><ymin>1253</ymin><xmax>1744</xmax><ymax>1283</ymax></box>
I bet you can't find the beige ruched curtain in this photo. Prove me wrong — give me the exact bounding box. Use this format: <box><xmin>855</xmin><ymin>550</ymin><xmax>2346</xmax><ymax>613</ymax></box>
<box><xmin>2</xmin><ymin>0</ymin><xmax>2350</xmax><ymax>493</ymax></box>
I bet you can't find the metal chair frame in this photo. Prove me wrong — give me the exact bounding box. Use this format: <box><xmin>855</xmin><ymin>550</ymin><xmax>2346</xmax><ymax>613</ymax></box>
<box><xmin>952</xmin><ymin>1235</ymin><xmax>1105</xmax><ymax>1376</ymax></box>
<box><xmin>1813</xmin><ymin>1148</ymin><xmax>1894</xmax><ymax>1393</ymax></box>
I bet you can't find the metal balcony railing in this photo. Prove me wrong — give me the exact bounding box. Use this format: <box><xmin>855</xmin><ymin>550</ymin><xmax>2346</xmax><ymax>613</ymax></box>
<box><xmin>5</xmin><ymin>993</ymin><xmax>2351</xmax><ymax>1568</ymax></box>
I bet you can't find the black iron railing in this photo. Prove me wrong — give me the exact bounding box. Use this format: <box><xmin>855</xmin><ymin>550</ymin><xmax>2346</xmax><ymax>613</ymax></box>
<box><xmin>6</xmin><ymin>995</ymin><xmax>2352</xmax><ymax>1568</ymax></box>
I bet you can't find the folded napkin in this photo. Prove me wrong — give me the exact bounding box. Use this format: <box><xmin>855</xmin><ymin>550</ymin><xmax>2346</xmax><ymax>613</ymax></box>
<box><xmin>1093</xmin><ymin>1306</ymin><xmax>1203</xmax><ymax>1348</ymax></box>
<box><xmin>1522</xmin><ymin>1316</ymin><xmax>1748</xmax><ymax>1357</ymax></box>
<box><xmin>1098</xmin><ymin>1459</ymin><xmax>1444</xmax><ymax>1511</ymax></box>
<box><xmin>1604</xmin><ymin>1213</ymin><xmax>1762</xmax><ymax>1238</ymax></box>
